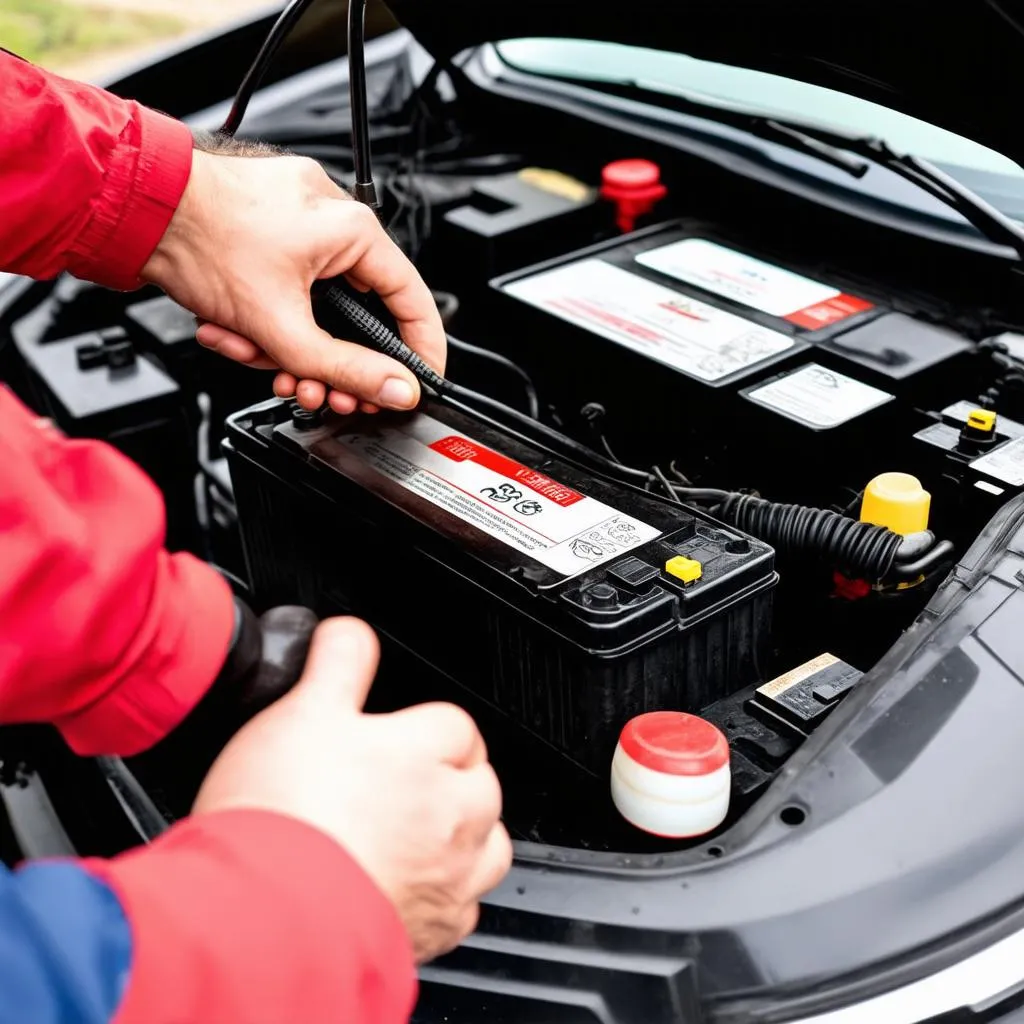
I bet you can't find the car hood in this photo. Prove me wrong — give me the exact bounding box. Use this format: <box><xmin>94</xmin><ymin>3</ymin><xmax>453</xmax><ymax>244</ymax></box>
<box><xmin>384</xmin><ymin>0</ymin><xmax>1024</xmax><ymax>168</ymax></box>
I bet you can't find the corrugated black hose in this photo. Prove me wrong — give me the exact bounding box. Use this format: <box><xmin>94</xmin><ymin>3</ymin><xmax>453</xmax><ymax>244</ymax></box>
<box><xmin>719</xmin><ymin>493</ymin><xmax>902</xmax><ymax>581</ymax></box>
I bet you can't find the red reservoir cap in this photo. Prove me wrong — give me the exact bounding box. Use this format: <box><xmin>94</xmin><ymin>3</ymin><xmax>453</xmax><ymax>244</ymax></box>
<box><xmin>600</xmin><ymin>158</ymin><xmax>667</xmax><ymax>233</ymax></box>
<box><xmin>618</xmin><ymin>711</ymin><xmax>729</xmax><ymax>776</ymax></box>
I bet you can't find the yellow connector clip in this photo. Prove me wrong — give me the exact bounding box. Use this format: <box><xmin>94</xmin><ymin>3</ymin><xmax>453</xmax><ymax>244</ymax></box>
<box><xmin>665</xmin><ymin>556</ymin><xmax>702</xmax><ymax>584</ymax></box>
<box><xmin>967</xmin><ymin>409</ymin><xmax>996</xmax><ymax>433</ymax></box>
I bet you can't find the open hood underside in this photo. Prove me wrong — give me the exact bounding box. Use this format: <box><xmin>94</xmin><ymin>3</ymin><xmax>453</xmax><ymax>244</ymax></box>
<box><xmin>384</xmin><ymin>0</ymin><xmax>1024</xmax><ymax>168</ymax></box>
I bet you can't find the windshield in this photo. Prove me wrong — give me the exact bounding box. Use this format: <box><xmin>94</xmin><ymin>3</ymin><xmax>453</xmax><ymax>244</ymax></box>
<box><xmin>495</xmin><ymin>39</ymin><xmax>1024</xmax><ymax>225</ymax></box>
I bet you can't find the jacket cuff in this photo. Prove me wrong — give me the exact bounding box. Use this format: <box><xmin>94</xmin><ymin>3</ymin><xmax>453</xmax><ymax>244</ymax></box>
<box><xmin>88</xmin><ymin>810</ymin><xmax>417</xmax><ymax>1024</ymax></box>
<box><xmin>54</xmin><ymin>553</ymin><xmax>235</xmax><ymax>757</ymax></box>
<box><xmin>67</xmin><ymin>106</ymin><xmax>193</xmax><ymax>292</ymax></box>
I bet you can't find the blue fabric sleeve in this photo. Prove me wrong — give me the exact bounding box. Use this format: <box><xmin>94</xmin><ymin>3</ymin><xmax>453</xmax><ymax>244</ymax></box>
<box><xmin>0</xmin><ymin>861</ymin><xmax>132</xmax><ymax>1024</ymax></box>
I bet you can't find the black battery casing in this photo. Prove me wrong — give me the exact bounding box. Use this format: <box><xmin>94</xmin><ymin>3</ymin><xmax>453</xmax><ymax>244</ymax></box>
<box><xmin>225</xmin><ymin>397</ymin><xmax>777</xmax><ymax>774</ymax></box>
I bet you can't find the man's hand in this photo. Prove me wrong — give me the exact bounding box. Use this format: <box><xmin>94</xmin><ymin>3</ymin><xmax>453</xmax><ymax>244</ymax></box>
<box><xmin>141</xmin><ymin>145</ymin><xmax>446</xmax><ymax>415</ymax></box>
<box><xmin>193</xmin><ymin>617</ymin><xmax>513</xmax><ymax>962</ymax></box>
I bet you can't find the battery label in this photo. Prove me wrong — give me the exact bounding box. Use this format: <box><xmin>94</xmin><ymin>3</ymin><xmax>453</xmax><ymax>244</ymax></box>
<box><xmin>334</xmin><ymin>413</ymin><xmax>660</xmax><ymax>577</ymax></box>
<box><xmin>635</xmin><ymin>238</ymin><xmax>874</xmax><ymax>329</ymax></box>
<box><xmin>971</xmin><ymin>436</ymin><xmax>1024</xmax><ymax>486</ymax></box>
<box><xmin>503</xmin><ymin>258</ymin><xmax>796</xmax><ymax>382</ymax></box>
<box><xmin>745</xmin><ymin>363</ymin><xmax>893</xmax><ymax>428</ymax></box>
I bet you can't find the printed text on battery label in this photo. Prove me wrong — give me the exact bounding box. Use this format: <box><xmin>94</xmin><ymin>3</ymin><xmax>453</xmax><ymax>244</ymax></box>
<box><xmin>503</xmin><ymin>258</ymin><xmax>795</xmax><ymax>382</ymax></box>
<box><xmin>636</xmin><ymin>238</ymin><xmax>874</xmax><ymax>329</ymax></box>
<box><xmin>429</xmin><ymin>434</ymin><xmax>583</xmax><ymax>506</ymax></box>
<box><xmin>337</xmin><ymin>415</ymin><xmax>660</xmax><ymax>577</ymax></box>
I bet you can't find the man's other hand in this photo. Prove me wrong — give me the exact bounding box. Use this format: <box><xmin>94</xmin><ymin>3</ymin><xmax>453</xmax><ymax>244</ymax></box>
<box><xmin>141</xmin><ymin>143</ymin><xmax>446</xmax><ymax>416</ymax></box>
<box><xmin>193</xmin><ymin>617</ymin><xmax>513</xmax><ymax>962</ymax></box>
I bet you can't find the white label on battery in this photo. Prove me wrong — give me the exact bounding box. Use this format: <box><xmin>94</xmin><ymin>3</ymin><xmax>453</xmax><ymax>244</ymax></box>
<box><xmin>746</xmin><ymin>363</ymin><xmax>893</xmax><ymax>428</ymax></box>
<box><xmin>502</xmin><ymin>258</ymin><xmax>795</xmax><ymax>381</ymax></box>
<box><xmin>635</xmin><ymin>238</ymin><xmax>874</xmax><ymax>328</ymax></box>
<box><xmin>971</xmin><ymin>436</ymin><xmax>1024</xmax><ymax>486</ymax></box>
<box><xmin>333</xmin><ymin>413</ymin><xmax>660</xmax><ymax>578</ymax></box>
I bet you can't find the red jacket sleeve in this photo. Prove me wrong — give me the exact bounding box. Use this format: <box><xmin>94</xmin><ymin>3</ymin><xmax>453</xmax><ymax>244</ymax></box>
<box><xmin>0</xmin><ymin>386</ymin><xmax>235</xmax><ymax>755</ymax></box>
<box><xmin>0</xmin><ymin>49</ymin><xmax>193</xmax><ymax>290</ymax></box>
<box><xmin>88</xmin><ymin>810</ymin><xmax>418</xmax><ymax>1024</ymax></box>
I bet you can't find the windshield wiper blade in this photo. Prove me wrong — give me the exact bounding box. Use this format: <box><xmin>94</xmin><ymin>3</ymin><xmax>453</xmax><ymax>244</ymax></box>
<box><xmin>759</xmin><ymin>117</ymin><xmax>1024</xmax><ymax>260</ymax></box>
<box><xmin>585</xmin><ymin>75</ymin><xmax>1024</xmax><ymax>260</ymax></box>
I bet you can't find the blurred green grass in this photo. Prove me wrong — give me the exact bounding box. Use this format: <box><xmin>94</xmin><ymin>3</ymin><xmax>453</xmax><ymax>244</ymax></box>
<box><xmin>0</xmin><ymin>0</ymin><xmax>184</xmax><ymax>66</ymax></box>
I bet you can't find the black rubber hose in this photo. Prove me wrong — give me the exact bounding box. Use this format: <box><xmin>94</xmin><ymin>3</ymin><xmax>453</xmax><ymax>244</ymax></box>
<box><xmin>719</xmin><ymin>493</ymin><xmax>902</xmax><ymax>580</ymax></box>
<box><xmin>447</xmin><ymin>334</ymin><xmax>540</xmax><ymax>419</ymax></box>
<box><xmin>890</xmin><ymin>539</ymin><xmax>957</xmax><ymax>580</ymax></box>
<box><xmin>219</xmin><ymin>0</ymin><xmax>317</xmax><ymax>137</ymax></box>
<box><xmin>443</xmin><ymin>381</ymin><xmax>652</xmax><ymax>482</ymax></box>
<box><xmin>347</xmin><ymin>0</ymin><xmax>379</xmax><ymax>209</ymax></box>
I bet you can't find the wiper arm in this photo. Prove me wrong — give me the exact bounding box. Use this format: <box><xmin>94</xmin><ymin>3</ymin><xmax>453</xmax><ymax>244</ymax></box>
<box><xmin>758</xmin><ymin>117</ymin><xmax>1024</xmax><ymax>261</ymax></box>
<box><xmin>582</xmin><ymin>75</ymin><xmax>1024</xmax><ymax>260</ymax></box>
<box><xmin>759</xmin><ymin>119</ymin><xmax>870</xmax><ymax>178</ymax></box>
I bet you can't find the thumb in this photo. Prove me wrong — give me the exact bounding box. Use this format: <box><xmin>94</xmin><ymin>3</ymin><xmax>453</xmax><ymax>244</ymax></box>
<box><xmin>259</xmin><ymin>299</ymin><xmax>422</xmax><ymax>411</ymax></box>
<box><xmin>290</xmin><ymin>617</ymin><xmax>380</xmax><ymax>712</ymax></box>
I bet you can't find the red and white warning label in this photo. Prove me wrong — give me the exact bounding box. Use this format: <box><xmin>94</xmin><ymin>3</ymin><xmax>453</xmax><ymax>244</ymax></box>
<box><xmin>635</xmin><ymin>238</ymin><xmax>874</xmax><ymax>330</ymax></box>
<box><xmin>334</xmin><ymin>414</ymin><xmax>660</xmax><ymax>577</ymax></box>
<box><xmin>503</xmin><ymin>258</ymin><xmax>796</xmax><ymax>381</ymax></box>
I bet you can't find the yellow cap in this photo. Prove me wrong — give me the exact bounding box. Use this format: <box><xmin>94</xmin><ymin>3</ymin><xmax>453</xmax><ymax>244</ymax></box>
<box><xmin>860</xmin><ymin>472</ymin><xmax>931</xmax><ymax>536</ymax></box>
<box><xmin>967</xmin><ymin>409</ymin><xmax>996</xmax><ymax>433</ymax></box>
<box><xmin>665</xmin><ymin>556</ymin><xmax>703</xmax><ymax>583</ymax></box>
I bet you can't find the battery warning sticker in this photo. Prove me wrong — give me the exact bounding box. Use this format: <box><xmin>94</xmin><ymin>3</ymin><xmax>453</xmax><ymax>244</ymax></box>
<box><xmin>635</xmin><ymin>238</ymin><xmax>874</xmax><ymax>330</ymax></box>
<box><xmin>745</xmin><ymin>363</ymin><xmax>893</xmax><ymax>428</ymax></box>
<box><xmin>332</xmin><ymin>414</ymin><xmax>661</xmax><ymax>578</ymax></box>
<box><xmin>502</xmin><ymin>258</ymin><xmax>796</xmax><ymax>382</ymax></box>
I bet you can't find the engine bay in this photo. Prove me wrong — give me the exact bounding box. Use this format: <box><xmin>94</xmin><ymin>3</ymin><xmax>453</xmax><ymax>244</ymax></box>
<box><xmin>6</xmin><ymin>35</ymin><xmax>1024</xmax><ymax>856</ymax></box>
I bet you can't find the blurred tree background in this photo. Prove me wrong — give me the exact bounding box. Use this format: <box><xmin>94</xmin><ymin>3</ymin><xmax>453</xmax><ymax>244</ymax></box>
<box><xmin>0</xmin><ymin>0</ymin><xmax>184</xmax><ymax>68</ymax></box>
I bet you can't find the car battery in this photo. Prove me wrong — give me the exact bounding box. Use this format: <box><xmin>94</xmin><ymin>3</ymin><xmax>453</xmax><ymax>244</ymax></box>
<box><xmin>490</xmin><ymin>220</ymin><xmax>977</xmax><ymax>494</ymax></box>
<box><xmin>13</xmin><ymin>325</ymin><xmax>200</xmax><ymax>553</ymax></box>
<box><xmin>225</xmin><ymin>396</ymin><xmax>777</xmax><ymax>774</ymax></box>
